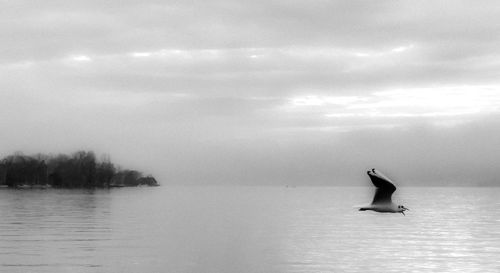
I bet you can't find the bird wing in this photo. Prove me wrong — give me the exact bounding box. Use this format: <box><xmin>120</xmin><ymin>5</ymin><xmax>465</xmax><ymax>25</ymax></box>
<box><xmin>367</xmin><ymin>169</ymin><xmax>396</xmax><ymax>204</ymax></box>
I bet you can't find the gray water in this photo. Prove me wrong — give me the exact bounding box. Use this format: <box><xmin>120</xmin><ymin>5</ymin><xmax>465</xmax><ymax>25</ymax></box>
<box><xmin>1</xmin><ymin>186</ymin><xmax>499</xmax><ymax>273</ymax></box>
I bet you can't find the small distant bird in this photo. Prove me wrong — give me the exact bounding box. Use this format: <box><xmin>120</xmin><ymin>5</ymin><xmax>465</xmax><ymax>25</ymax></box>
<box><xmin>358</xmin><ymin>169</ymin><xmax>409</xmax><ymax>215</ymax></box>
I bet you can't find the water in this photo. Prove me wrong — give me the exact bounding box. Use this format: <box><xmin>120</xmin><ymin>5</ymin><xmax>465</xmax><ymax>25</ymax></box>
<box><xmin>1</xmin><ymin>186</ymin><xmax>499</xmax><ymax>273</ymax></box>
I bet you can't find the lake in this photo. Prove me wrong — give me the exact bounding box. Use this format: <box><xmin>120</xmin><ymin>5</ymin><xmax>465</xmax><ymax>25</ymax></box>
<box><xmin>1</xmin><ymin>186</ymin><xmax>499</xmax><ymax>273</ymax></box>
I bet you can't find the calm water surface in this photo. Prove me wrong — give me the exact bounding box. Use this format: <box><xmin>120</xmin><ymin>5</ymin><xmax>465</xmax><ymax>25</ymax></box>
<box><xmin>1</xmin><ymin>186</ymin><xmax>499</xmax><ymax>273</ymax></box>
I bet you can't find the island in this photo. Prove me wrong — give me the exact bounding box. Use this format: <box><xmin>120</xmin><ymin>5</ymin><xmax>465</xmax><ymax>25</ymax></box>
<box><xmin>0</xmin><ymin>151</ymin><xmax>159</xmax><ymax>188</ymax></box>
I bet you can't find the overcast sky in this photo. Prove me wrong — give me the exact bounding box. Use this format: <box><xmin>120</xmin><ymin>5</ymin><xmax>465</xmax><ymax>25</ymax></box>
<box><xmin>1</xmin><ymin>0</ymin><xmax>500</xmax><ymax>186</ymax></box>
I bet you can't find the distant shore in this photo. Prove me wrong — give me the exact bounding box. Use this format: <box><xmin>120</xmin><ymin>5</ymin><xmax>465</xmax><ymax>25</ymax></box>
<box><xmin>0</xmin><ymin>151</ymin><xmax>159</xmax><ymax>189</ymax></box>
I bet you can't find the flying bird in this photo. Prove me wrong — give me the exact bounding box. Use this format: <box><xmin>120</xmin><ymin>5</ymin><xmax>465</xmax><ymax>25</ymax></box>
<box><xmin>358</xmin><ymin>169</ymin><xmax>409</xmax><ymax>215</ymax></box>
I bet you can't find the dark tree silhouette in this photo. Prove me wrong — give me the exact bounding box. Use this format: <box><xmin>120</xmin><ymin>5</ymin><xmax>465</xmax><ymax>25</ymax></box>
<box><xmin>0</xmin><ymin>151</ymin><xmax>158</xmax><ymax>188</ymax></box>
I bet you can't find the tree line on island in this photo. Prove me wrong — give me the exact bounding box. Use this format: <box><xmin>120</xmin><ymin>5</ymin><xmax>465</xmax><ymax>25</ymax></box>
<box><xmin>0</xmin><ymin>151</ymin><xmax>158</xmax><ymax>188</ymax></box>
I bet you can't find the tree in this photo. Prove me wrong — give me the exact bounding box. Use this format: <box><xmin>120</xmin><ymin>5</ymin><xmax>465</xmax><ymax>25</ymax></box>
<box><xmin>0</xmin><ymin>151</ymin><xmax>157</xmax><ymax>188</ymax></box>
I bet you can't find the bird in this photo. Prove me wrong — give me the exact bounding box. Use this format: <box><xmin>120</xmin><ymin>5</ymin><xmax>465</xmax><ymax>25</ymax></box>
<box><xmin>358</xmin><ymin>168</ymin><xmax>409</xmax><ymax>215</ymax></box>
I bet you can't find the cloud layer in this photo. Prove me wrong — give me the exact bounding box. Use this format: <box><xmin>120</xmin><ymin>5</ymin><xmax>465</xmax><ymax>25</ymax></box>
<box><xmin>2</xmin><ymin>0</ymin><xmax>500</xmax><ymax>185</ymax></box>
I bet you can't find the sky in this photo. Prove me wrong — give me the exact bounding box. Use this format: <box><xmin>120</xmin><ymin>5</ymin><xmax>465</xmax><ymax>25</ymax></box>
<box><xmin>1</xmin><ymin>0</ymin><xmax>500</xmax><ymax>186</ymax></box>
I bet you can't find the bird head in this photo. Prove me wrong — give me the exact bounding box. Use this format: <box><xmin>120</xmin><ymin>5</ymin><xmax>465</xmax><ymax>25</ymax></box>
<box><xmin>397</xmin><ymin>205</ymin><xmax>409</xmax><ymax>215</ymax></box>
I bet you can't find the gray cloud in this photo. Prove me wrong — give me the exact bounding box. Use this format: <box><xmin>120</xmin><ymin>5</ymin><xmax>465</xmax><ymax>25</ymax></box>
<box><xmin>2</xmin><ymin>0</ymin><xmax>500</xmax><ymax>185</ymax></box>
